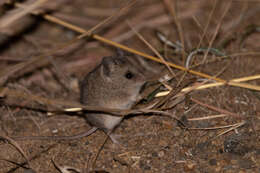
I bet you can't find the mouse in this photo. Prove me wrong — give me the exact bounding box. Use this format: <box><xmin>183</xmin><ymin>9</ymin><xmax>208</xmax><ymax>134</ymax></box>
<box><xmin>12</xmin><ymin>51</ymin><xmax>148</xmax><ymax>142</ymax></box>
<box><xmin>79</xmin><ymin>51</ymin><xmax>147</xmax><ymax>142</ymax></box>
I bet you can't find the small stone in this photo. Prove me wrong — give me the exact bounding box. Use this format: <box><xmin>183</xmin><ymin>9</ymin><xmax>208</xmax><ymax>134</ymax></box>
<box><xmin>215</xmin><ymin>166</ymin><xmax>221</xmax><ymax>172</ymax></box>
<box><xmin>52</xmin><ymin>129</ymin><xmax>58</xmax><ymax>133</ymax></box>
<box><xmin>185</xmin><ymin>161</ymin><xmax>196</xmax><ymax>170</ymax></box>
<box><xmin>158</xmin><ymin>150</ymin><xmax>165</xmax><ymax>157</ymax></box>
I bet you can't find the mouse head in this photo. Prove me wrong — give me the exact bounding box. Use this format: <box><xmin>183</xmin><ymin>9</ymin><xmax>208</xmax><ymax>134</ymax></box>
<box><xmin>100</xmin><ymin>55</ymin><xmax>146</xmax><ymax>89</ymax></box>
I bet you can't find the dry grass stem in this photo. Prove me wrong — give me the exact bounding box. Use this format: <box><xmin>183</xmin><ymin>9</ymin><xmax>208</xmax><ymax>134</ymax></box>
<box><xmin>196</xmin><ymin>0</ymin><xmax>217</xmax><ymax>49</ymax></box>
<box><xmin>0</xmin><ymin>0</ymin><xmax>49</xmax><ymax>29</ymax></box>
<box><xmin>7</xmin><ymin>4</ymin><xmax>260</xmax><ymax>91</ymax></box>
<box><xmin>2</xmin><ymin>87</ymin><xmax>182</xmax><ymax>124</ymax></box>
<box><xmin>163</xmin><ymin>0</ymin><xmax>186</xmax><ymax>60</ymax></box>
<box><xmin>183</xmin><ymin>74</ymin><xmax>260</xmax><ymax>91</ymax></box>
<box><xmin>155</xmin><ymin>74</ymin><xmax>260</xmax><ymax>97</ymax></box>
<box><xmin>92</xmin><ymin>134</ymin><xmax>110</xmax><ymax>170</ymax></box>
<box><xmin>127</xmin><ymin>21</ymin><xmax>176</xmax><ymax>77</ymax></box>
<box><xmin>202</xmin><ymin>1</ymin><xmax>232</xmax><ymax>63</ymax></box>
<box><xmin>0</xmin><ymin>1</ymin><xmax>259</xmax><ymax>172</ymax></box>
<box><xmin>0</xmin><ymin>134</ymin><xmax>31</xmax><ymax>168</ymax></box>
<box><xmin>188</xmin><ymin>114</ymin><xmax>228</xmax><ymax>121</ymax></box>
<box><xmin>0</xmin><ymin>0</ymin><xmax>136</xmax><ymax>84</ymax></box>
<box><xmin>211</xmin><ymin>121</ymin><xmax>246</xmax><ymax>140</ymax></box>
<box><xmin>190</xmin><ymin>98</ymin><xmax>241</xmax><ymax>118</ymax></box>
<box><xmin>188</xmin><ymin>121</ymin><xmax>245</xmax><ymax>130</ymax></box>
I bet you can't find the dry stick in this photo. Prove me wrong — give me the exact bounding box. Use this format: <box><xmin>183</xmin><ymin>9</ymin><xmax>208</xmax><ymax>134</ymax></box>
<box><xmin>2</xmin><ymin>88</ymin><xmax>182</xmax><ymax>123</ymax></box>
<box><xmin>184</xmin><ymin>1</ymin><xmax>225</xmax><ymax>83</ymax></box>
<box><xmin>185</xmin><ymin>51</ymin><xmax>260</xmax><ymax>72</ymax></box>
<box><xmin>188</xmin><ymin>120</ymin><xmax>245</xmax><ymax>130</ymax></box>
<box><xmin>162</xmin><ymin>0</ymin><xmax>187</xmax><ymax>88</ymax></box>
<box><xmin>47</xmin><ymin>22</ymin><xmax>260</xmax><ymax>90</ymax></box>
<box><xmin>106</xmin><ymin>2</ymin><xmax>165</xmax><ymax>39</ymax></box>
<box><xmin>182</xmin><ymin>74</ymin><xmax>260</xmax><ymax>92</ymax></box>
<box><xmin>188</xmin><ymin>121</ymin><xmax>245</xmax><ymax>145</ymax></box>
<box><xmin>0</xmin><ymin>34</ymin><xmax>84</xmax><ymax>83</ymax></box>
<box><xmin>0</xmin><ymin>0</ymin><xmax>49</xmax><ymax>29</ymax></box>
<box><xmin>91</xmin><ymin>133</ymin><xmax>110</xmax><ymax>170</ymax></box>
<box><xmin>85</xmin><ymin>41</ymin><xmax>260</xmax><ymax>91</ymax></box>
<box><xmin>1</xmin><ymin>87</ymin><xmax>121</xmax><ymax>114</ymax></box>
<box><xmin>0</xmin><ymin>134</ymin><xmax>31</xmax><ymax>168</ymax></box>
<box><xmin>189</xmin><ymin>121</ymin><xmax>246</xmax><ymax>141</ymax></box>
<box><xmin>0</xmin><ymin>159</ymin><xmax>36</xmax><ymax>173</ymax></box>
<box><xmin>127</xmin><ymin>22</ymin><xmax>176</xmax><ymax>77</ymax></box>
<box><xmin>1</xmin><ymin>7</ymin><xmax>258</xmax><ymax>147</ymax></box>
<box><xmin>166</xmin><ymin>2</ymin><xmax>201</xmax><ymax>87</ymax></box>
<box><xmin>4</xmin><ymin>144</ymin><xmax>57</xmax><ymax>173</ymax></box>
<box><xmin>190</xmin><ymin>98</ymin><xmax>241</xmax><ymax>118</ymax></box>
<box><xmin>153</xmin><ymin>81</ymin><xmax>186</xmax><ymax>109</ymax></box>
<box><xmin>191</xmin><ymin>15</ymin><xmax>210</xmax><ymax>45</ymax></box>
<box><xmin>113</xmin><ymin>14</ymin><xmax>170</xmax><ymax>43</ymax></box>
<box><xmin>153</xmin><ymin>73</ymin><xmax>260</xmax><ymax>97</ymax></box>
<box><xmin>189</xmin><ymin>121</ymin><xmax>246</xmax><ymax>144</ymax></box>
<box><xmin>16</xmin><ymin>0</ymin><xmax>137</xmax><ymax>40</ymax></box>
<box><xmin>156</xmin><ymin>60</ymin><xmax>230</xmax><ymax>109</ymax></box>
<box><xmin>0</xmin><ymin>0</ymin><xmax>137</xmax><ymax>83</ymax></box>
<box><xmin>218</xmin><ymin>1</ymin><xmax>249</xmax><ymax>48</ymax></box>
<box><xmin>213</xmin><ymin>121</ymin><xmax>245</xmax><ymax>138</ymax></box>
<box><xmin>163</xmin><ymin>0</ymin><xmax>186</xmax><ymax>60</ymax></box>
<box><xmin>6</xmin><ymin>3</ymin><xmax>260</xmax><ymax>91</ymax></box>
<box><xmin>202</xmin><ymin>1</ymin><xmax>232</xmax><ymax>63</ymax></box>
<box><xmin>188</xmin><ymin>114</ymin><xmax>228</xmax><ymax>121</ymax></box>
<box><xmin>28</xmin><ymin>39</ymin><xmax>73</xmax><ymax>91</ymax></box>
<box><xmin>196</xmin><ymin>0</ymin><xmax>218</xmax><ymax>49</ymax></box>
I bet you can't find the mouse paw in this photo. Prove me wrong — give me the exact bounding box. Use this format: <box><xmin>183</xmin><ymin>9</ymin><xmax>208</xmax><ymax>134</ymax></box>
<box><xmin>109</xmin><ymin>134</ymin><xmax>127</xmax><ymax>148</ymax></box>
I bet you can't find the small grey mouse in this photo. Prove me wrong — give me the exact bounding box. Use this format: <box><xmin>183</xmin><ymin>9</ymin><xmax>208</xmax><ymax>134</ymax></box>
<box><xmin>12</xmin><ymin>51</ymin><xmax>148</xmax><ymax>142</ymax></box>
<box><xmin>79</xmin><ymin>52</ymin><xmax>147</xmax><ymax>142</ymax></box>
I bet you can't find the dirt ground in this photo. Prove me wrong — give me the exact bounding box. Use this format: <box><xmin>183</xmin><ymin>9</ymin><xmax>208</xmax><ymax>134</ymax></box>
<box><xmin>0</xmin><ymin>0</ymin><xmax>260</xmax><ymax>172</ymax></box>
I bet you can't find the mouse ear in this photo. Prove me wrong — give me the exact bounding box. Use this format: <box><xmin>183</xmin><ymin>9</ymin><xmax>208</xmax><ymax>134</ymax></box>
<box><xmin>100</xmin><ymin>57</ymin><xmax>111</xmax><ymax>78</ymax></box>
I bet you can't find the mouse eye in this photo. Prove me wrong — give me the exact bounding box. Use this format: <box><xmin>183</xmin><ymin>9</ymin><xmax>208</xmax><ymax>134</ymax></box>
<box><xmin>125</xmin><ymin>71</ymin><xmax>134</xmax><ymax>79</ymax></box>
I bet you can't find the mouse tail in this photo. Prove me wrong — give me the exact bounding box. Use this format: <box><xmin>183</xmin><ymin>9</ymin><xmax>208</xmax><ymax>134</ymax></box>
<box><xmin>11</xmin><ymin>127</ymin><xmax>98</xmax><ymax>141</ymax></box>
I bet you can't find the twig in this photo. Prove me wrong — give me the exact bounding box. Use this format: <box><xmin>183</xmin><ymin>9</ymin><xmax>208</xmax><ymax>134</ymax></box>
<box><xmin>196</xmin><ymin>0</ymin><xmax>217</xmax><ymax>49</ymax></box>
<box><xmin>190</xmin><ymin>98</ymin><xmax>241</xmax><ymax>118</ymax></box>
<box><xmin>91</xmin><ymin>133</ymin><xmax>110</xmax><ymax>170</ymax></box>
<box><xmin>127</xmin><ymin>21</ymin><xmax>176</xmax><ymax>77</ymax></box>
<box><xmin>0</xmin><ymin>0</ymin><xmax>49</xmax><ymax>29</ymax></box>
<box><xmin>163</xmin><ymin>0</ymin><xmax>186</xmax><ymax>60</ymax></box>
<box><xmin>182</xmin><ymin>74</ymin><xmax>260</xmax><ymax>91</ymax></box>
<box><xmin>188</xmin><ymin>114</ymin><xmax>228</xmax><ymax>121</ymax></box>
<box><xmin>2</xmin><ymin>87</ymin><xmax>182</xmax><ymax>123</ymax></box>
<box><xmin>156</xmin><ymin>74</ymin><xmax>260</xmax><ymax>97</ymax></box>
<box><xmin>2</xmin><ymin>1</ymin><xmax>260</xmax><ymax>92</ymax></box>
<box><xmin>0</xmin><ymin>134</ymin><xmax>31</xmax><ymax>168</ymax></box>
<box><xmin>0</xmin><ymin>0</ymin><xmax>137</xmax><ymax>84</ymax></box>
<box><xmin>202</xmin><ymin>1</ymin><xmax>232</xmax><ymax>63</ymax></box>
<box><xmin>188</xmin><ymin>121</ymin><xmax>245</xmax><ymax>130</ymax></box>
<box><xmin>211</xmin><ymin>121</ymin><xmax>245</xmax><ymax>140</ymax></box>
